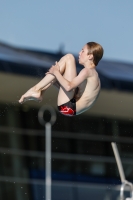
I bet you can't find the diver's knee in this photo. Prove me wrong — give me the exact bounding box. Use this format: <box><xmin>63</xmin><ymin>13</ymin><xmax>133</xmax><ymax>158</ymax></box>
<box><xmin>65</xmin><ymin>53</ymin><xmax>75</xmax><ymax>62</ymax></box>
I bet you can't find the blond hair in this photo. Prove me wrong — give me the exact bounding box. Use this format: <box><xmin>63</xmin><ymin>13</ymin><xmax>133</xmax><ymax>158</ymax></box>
<box><xmin>86</xmin><ymin>42</ymin><xmax>104</xmax><ymax>66</ymax></box>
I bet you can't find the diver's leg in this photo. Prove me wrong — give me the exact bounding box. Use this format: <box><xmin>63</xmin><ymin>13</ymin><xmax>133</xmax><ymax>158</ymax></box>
<box><xmin>19</xmin><ymin>54</ymin><xmax>77</xmax><ymax>103</ymax></box>
<box><xmin>41</xmin><ymin>79</ymin><xmax>60</xmax><ymax>96</ymax></box>
<box><xmin>34</xmin><ymin>53</ymin><xmax>77</xmax><ymax>92</ymax></box>
<box><xmin>57</xmin><ymin>54</ymin><xmax>77</xmax><ymax>106</ymax></box>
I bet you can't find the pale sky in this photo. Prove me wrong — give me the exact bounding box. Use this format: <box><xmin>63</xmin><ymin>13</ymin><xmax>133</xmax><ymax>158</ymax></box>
<box><xmin>0</xmin><ymin>0</ymin><xmax>133</xmax><ymax>63</ymax></box>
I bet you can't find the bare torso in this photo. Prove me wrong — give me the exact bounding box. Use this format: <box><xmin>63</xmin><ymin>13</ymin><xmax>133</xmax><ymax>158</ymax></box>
<box><xmin>75</xmin><ymin>69</ymin><xmax>100</xmax><ymax>115</ymax></box>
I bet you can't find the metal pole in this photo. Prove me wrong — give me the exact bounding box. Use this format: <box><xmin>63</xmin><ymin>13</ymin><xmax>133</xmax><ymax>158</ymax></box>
<box><xmin>45</xmin><ymin>122</ymin><xmax>51</xmax><ymax>200</ymax></box>
<box><xmin>38</xmin><ymin>106</ymin><xmax>56</xmax><ymax>200</ymax></box>
<box><xmin>111</xmin><ymin>142</ymin><xmax>133</xmax><ymax>200</ymax></box>
<box><xmin>111</xmin><ymin>142</ymin><xmax>126</xmax><ymax>183</ymax></box>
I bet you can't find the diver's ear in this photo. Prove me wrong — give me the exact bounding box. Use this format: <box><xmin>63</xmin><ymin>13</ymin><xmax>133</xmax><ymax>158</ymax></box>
<box><xmin>88</xmin><ymin>53</ymin><xmax>93</xmax><ymax>60</ymax></box>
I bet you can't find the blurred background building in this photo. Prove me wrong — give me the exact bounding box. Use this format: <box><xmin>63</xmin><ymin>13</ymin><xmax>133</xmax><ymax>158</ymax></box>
<box><xmin>0</xmin><ymin>41</ymin><xmax>133</xmax><ymax>200</ymax></box>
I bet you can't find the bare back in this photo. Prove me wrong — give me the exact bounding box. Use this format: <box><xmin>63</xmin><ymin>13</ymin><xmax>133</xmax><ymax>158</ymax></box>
<box><xmin>76</xmin><ymin>68</ymin><xmax>100</xmax><ymax>115</ymax></box>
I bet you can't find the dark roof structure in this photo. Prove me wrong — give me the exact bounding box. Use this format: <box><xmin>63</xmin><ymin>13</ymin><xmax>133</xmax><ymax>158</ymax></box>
<box><xmin>0</xmin><ymin>42</ymin><xmax>133</xmax><ymax>92</ymax></box>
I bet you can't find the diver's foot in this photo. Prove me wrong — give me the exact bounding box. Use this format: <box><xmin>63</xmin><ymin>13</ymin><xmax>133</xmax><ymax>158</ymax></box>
<box><xmin>19</xmin><ymin>88</ymin><xmax>42</xmax><ymax>104</ymax></box>
<box><xmin>20</xmin><ymin>96</ymin><xmax>42</xmax><ymax>103</ymax></box>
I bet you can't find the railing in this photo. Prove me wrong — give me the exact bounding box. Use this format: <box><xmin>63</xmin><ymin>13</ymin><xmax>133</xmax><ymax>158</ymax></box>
<box><xmin>0</xmin><ymin>126</ymin><xmax>133</xmax><ymax>164</ymax></box>
<box><xmin>0</xmin><ymin>125</ymin><xmax>133</xmax><ymax>200</ymax></box>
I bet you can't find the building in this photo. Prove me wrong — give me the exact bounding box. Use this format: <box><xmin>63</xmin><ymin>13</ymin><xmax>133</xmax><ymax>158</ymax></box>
<box><xmin>0</xmin><ymin>42</ymin><xmax>133</xmax><ymax>200</ymax></box>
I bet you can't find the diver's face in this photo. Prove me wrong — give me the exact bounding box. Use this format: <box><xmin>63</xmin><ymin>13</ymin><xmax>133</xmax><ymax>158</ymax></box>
<box><xmin>78</xmin><ymin>45</ymin><xmax>89</xmax><ymax>65</ymax></box>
